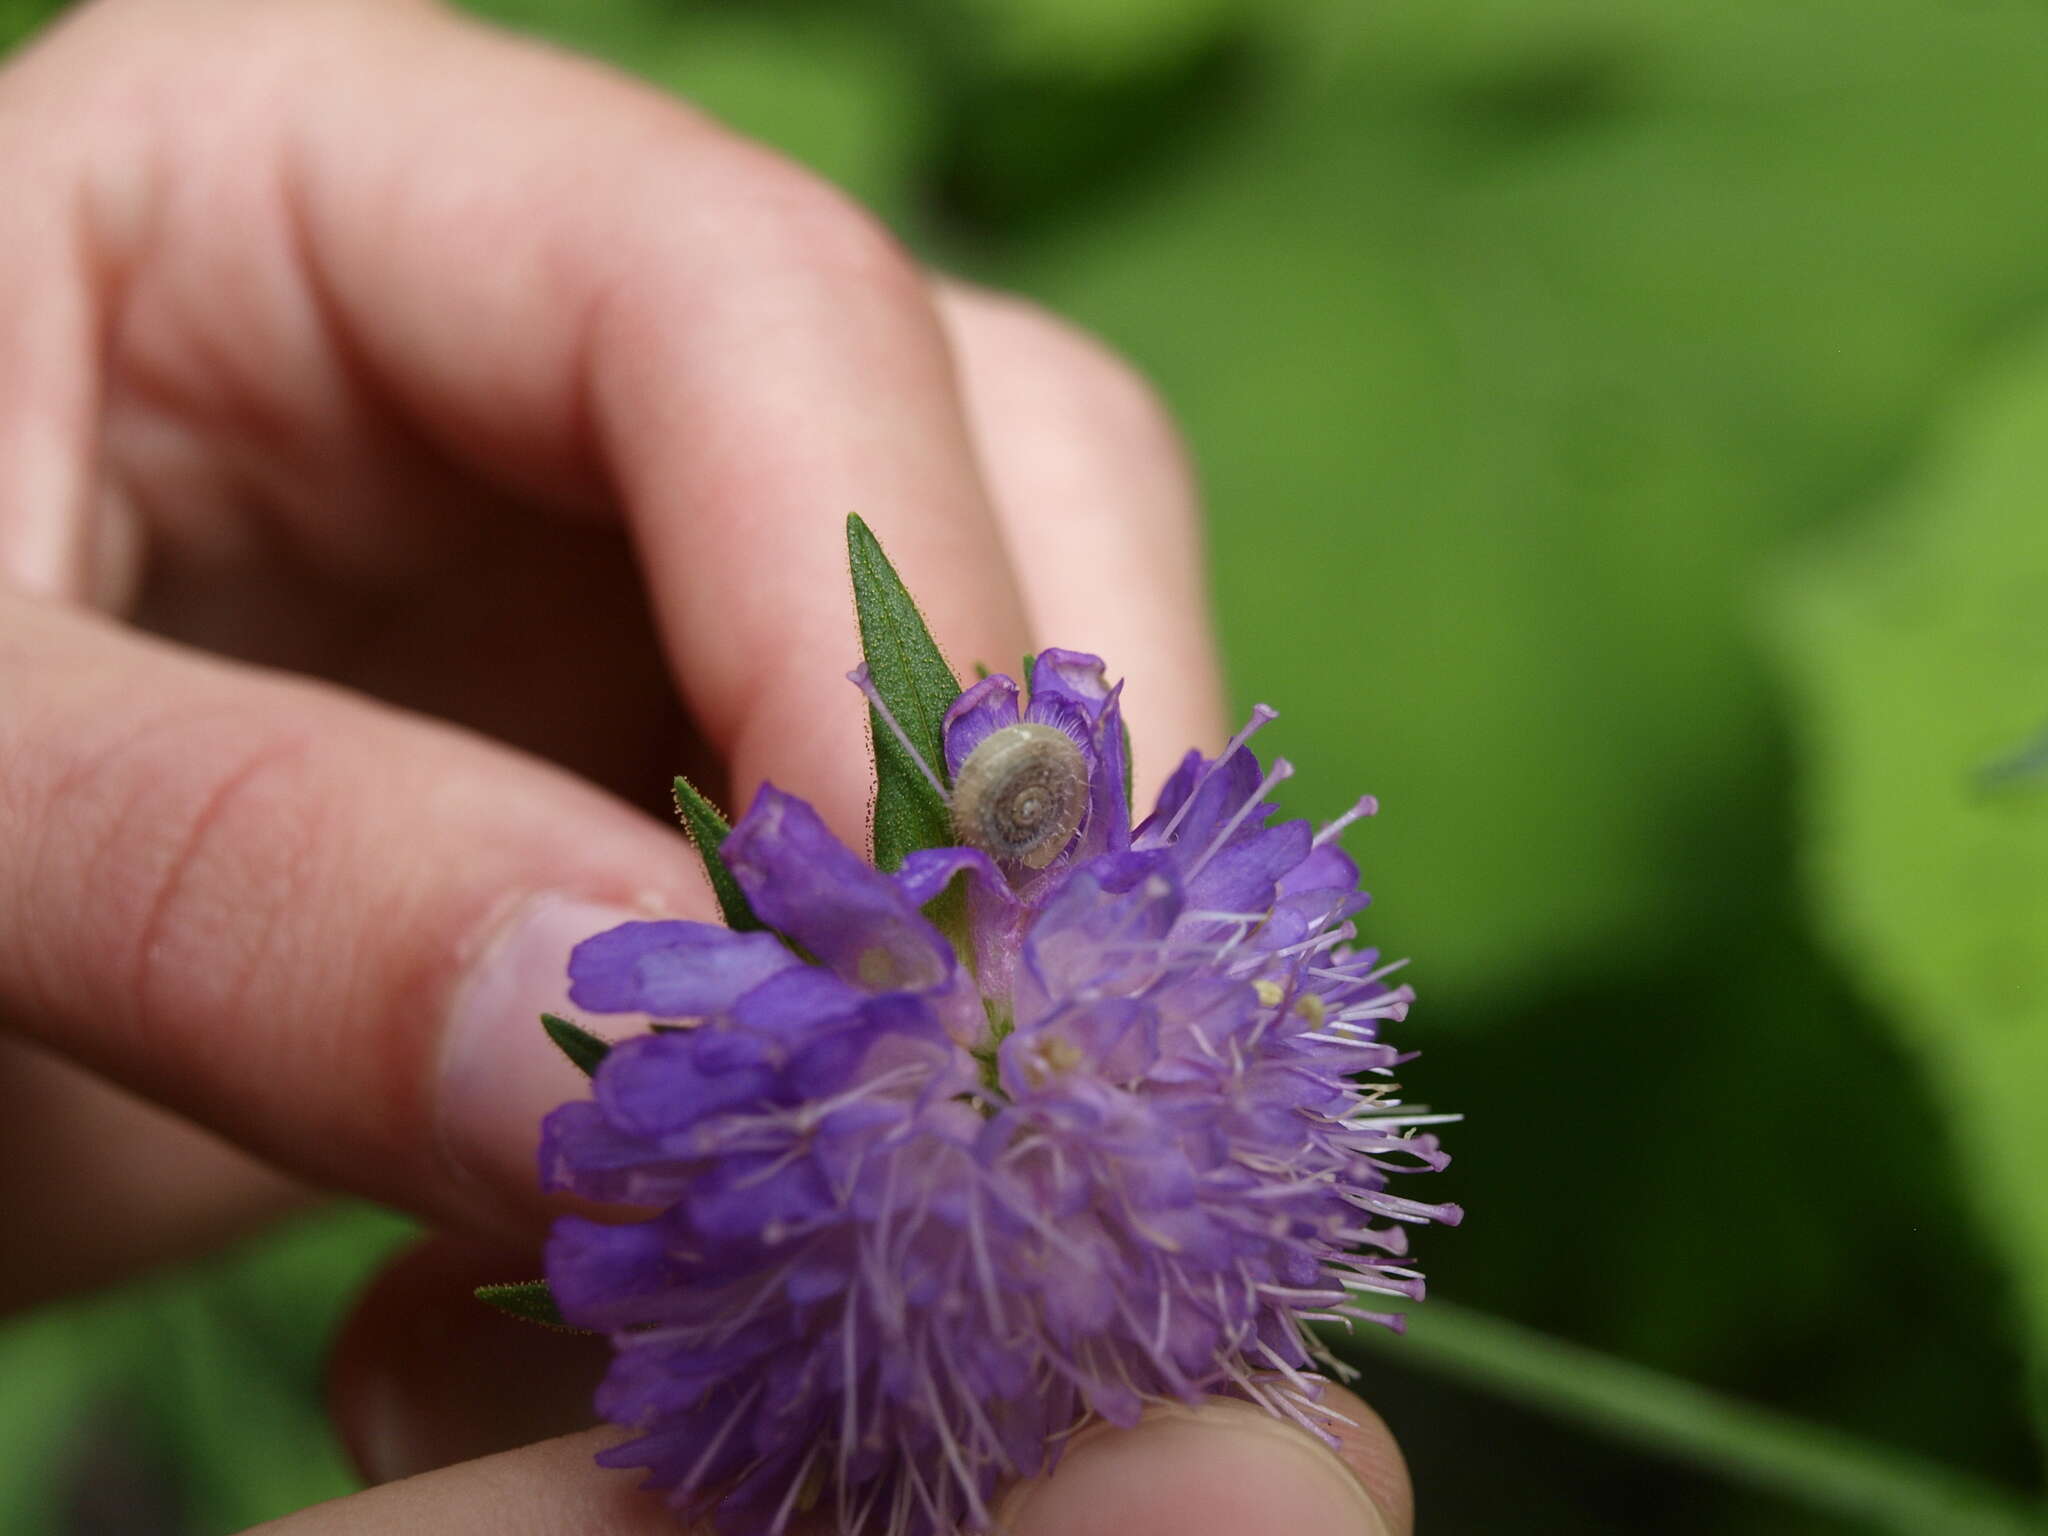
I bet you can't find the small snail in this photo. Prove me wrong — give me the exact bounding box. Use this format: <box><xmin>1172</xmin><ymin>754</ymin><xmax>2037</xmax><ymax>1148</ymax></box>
<box><xmin>950</xmin><ymin>723</ymin><xmax>1089</xmax><ymax>868</ymax></box>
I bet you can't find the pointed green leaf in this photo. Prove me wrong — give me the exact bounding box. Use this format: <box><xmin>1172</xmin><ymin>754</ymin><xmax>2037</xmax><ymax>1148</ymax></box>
<box><xmin>474</xmin><ymin>1281</ymin><xmax>591</xmax><ymax>1333</ymax></box>
<box><xmin>846</xmin><ymin>513</ymin><xmax>960</xmax><ymax>869</ymax></box>
<box><xmin>671</xmin><ymin>776</ymin><xmax>761</xmax><ymax>932</ymax></box>
<box><xmin>540</xmin><ymin>1012</ymin><xmax>609</xmax><ymax>1076</ymax></box>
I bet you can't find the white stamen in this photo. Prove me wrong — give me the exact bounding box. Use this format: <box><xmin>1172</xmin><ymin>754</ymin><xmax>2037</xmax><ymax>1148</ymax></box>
<box><xmin>677</xmin><ymin>1379</ymin><xmax>763</xmax><ymax>1495</ymax></box>
<box><xmin>768</xmin><ymin>1442</ymin><xmax>823</xmax><ymax>1535</ymax></box>
<box><xmin>920</xmin><ymin>1357</ymin><xmax>990</xmax><ymax>1529</ymax></box>
<box><xmin>847</xmin><ymin>664</ymin><xmax>949</xmax><ymax>800</ymax></box>
<box><xmin>1186</xmin><ymin>758</ymin><xmax>1296</xmax><ymax>880</ymax></box>
<box><xmin>1312</xmin><ymin>794</ymin><xmax>1379</xmax><ymax>848</ymax></box>
<box><xmin>1147</xmin><ymin>704</ymin><xmax>1279</xmax><ymax>846</ymax></box>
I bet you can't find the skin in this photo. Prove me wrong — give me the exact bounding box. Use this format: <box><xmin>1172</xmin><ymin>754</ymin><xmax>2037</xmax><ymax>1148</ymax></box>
<box><xmin>0</xmin><ymin>2</ymin><xmax>1411</xmax><ymax>1530</ymax></box>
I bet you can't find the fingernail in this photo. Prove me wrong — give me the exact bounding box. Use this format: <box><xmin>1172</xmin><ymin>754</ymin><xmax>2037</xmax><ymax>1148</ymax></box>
<box><xmin>438</xmin><ymin>894</ymin><xmax>651</xmax><ymax>1211</ymax></box>
<box><xmin>1000</xmin><ymin>1398</ymin><xmax>1390</xmax><ymax>1536</ymax></box>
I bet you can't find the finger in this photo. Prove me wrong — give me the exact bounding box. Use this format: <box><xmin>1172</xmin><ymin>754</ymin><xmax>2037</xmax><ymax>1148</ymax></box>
<box><xmin>1001</xmin><ymin>1390</ymin><xmax>1411</xmax><ymax>1536</ymax></box>
<box><xmin>329</xmin><ymin>1233</ymin><xmax>606</xmax><ymax>1486</ymax></box>
<box><xmin>937</xmin><ymin>281</ymin><xmax>1230</xmax><ymax>793</ymax></box>
<box><xmin>0</xmin><ymin>16</ymin><xmax>100</xmax><ymax>601</ymax></box>
<box><xmin>12</xmin><ymin>0</ymin><xmax>1030</xmax><ymax>842</ymax></box>
<box><xmin>0</xmin><ymin>593</ymin><xmax>712</xmax><ymax>1237</ymax></box>
<box><xmin>0</xmin><ymin>1036</ymin><xmax>307</xmax><ymax>1313</ymax></box>
<box><xmin>249</xmin><ymin>1429</ymin><xmax>685</xmax><ymax>1536</ymax></box>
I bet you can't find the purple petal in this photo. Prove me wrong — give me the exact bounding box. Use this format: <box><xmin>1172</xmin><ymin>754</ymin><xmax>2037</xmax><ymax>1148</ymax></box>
<box><xmin>1025</xmin><ymin>650</ymin><xmax>1131</xmax><ymax>858</ymax></box>
<box><xmin>1027</xmin><ymin>649</ymin><xmax>1113</xmax><ymax>715</ymax></box>
<box><xmin>1018</xmin><ymin>865</ymin><xmax>1181</xmax><ymax>1023</ymax></box>
<box><xmin>593</xmin><ymin>1030</ymin><xmax>779</xmax><ymax>1140</ymax></box>
<box><xmin>893</xmin><ymin>845</ymin><xmax>1014</xmax><ymax>911</ymax></box>
<box><xmin>1183</xmin><ymin>819</ymin><xmax>1313</xmax><ymax>913</ymax></box>
<box><xmin>1078</xmin><ymin>680</ymin><xmax>1131</xmax><ymax>857</ymax></box>
<box><xmin>1278</xmin><ymin>840</ymin><xmax>1361</xmax><ymax>898</ymax></box>
<box><xmin>546</xmin><ymin>1214</ymin><xmax>686</xmax><ymax>1329</ymax></box>
<box><xmin>723</xmin><ymin>785</ymin><xmax>954</xmax><ymax>995</ymax></box>
<box><xmin>942</xmin><ymin>674</ymin><xmax>1021</xmax><ymax>778</ymax></box>
<box><xmin>567</xmin><ymin>921</ymin><xmax>796</xmax><ymax>1017</ymax></box>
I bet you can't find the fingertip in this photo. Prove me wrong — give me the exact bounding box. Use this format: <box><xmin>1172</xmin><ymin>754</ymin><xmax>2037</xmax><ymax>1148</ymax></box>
<box><xmin>999</xmin><ymin>1394</ymin><xmax>1408</xmax><ymax>1536</ymax></box>
<box><xmin>1320</xmin><ymin>1382</ymin><xmax>1415</xmax><ymax>1535</ymax></box>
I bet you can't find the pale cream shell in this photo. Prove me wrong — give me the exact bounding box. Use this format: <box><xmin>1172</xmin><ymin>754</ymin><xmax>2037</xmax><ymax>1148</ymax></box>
<box><xmin>950</xmin><ymin>723</ymin><xmax>1088</xmax><ymax>869</ymax></box>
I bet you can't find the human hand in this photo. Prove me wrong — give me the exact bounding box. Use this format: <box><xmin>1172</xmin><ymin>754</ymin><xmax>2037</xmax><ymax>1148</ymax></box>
<box><xmin>0</xmin><ymin>1</ymin><xmax>1408</xmax><ymax>1529</ymax></box>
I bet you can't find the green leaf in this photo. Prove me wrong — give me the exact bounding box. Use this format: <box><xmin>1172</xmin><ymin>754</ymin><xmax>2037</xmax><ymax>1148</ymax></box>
<box><xmin>541</xmin><ymin>1013</ymin><xmax>610</xmax><ymax>1076</ymax></box>
<box><xmin>1340</xmin><ymin>1303</ymin><xmax>2045</xmax><ymax>1536</ymax></box>
<box><xmin>846</xmin><ymin>513</ymin><xmax>961</xmax><ymax>869</ymax></box>
<box><xmin>1769</xmin><ymin>319</ymin><xmax>2048</xmax><ymax>1427</ymax></box>
<box><xmin>672</xmin><ymin>776</ymin><xmax>761</xmax><ymax>932</ymax></box>
<box><xmin>474</xmin><ymin>1281</ymin><xmax>590</xmax><ymax>1332</ymax></box>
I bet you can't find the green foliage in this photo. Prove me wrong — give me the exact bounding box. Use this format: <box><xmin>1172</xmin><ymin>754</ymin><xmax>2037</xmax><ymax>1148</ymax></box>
<box><xmin>1772</xmin><ymin>323</ymin><xmax>2048</xmax><ymax>1427</ymax></box>
<box><xmin>457</xmin><ymin>0</ymin><xmax>928</xmax><ymax>224</ymax></box>
<box><xmin>0</xmin><ymin>0</ymin><xmax>63</xmax><ymax>53</ymax></box>
<box><xmin>846</xmin><ymin>514</ymin><xmax>961</xmax><ymax>871</ymax></box>
<box><xmin>139</xmin><ymin>1208</ymin><xmax>413</xmax><ymax>1530</ymax></box>
<box><xmin>541</xmin><ymin>1011</ymin><xmax>611</xmax><ymax>1076</ymax></box>
<box><xmin>0</xmin><ymin>1207</ymin><xmax>412</xmax><ymax>1532</ymax></box>
<box><xmin>672</xmin><ymin>776</ymin><xmax>761</xmax><ymax>932</ymax></box>
<box><xmin>938</xmin><ymin>0</ymin><xmax>1244</xmax><ymax>79</ymax></box>
<box><xmin>475</xmin><ymin>1281</ymin><xmax>585</xmax><ymax>1332</ymax></box>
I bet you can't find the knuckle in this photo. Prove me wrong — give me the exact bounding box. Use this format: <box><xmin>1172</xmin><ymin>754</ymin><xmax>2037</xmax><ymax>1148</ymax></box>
<box><xmin>705</xmin><ymin>152</ymin><xmax>927</xmax><ymax>303</ymax></box>
<box><xmin>65</xmin><ymin>705</ymin><xmax>328</xmax><ymax>1038</ymax></box>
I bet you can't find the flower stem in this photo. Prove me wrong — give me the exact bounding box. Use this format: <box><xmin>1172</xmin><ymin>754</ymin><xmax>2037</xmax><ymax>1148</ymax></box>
<box><xmin>1333</xmin><ymin>1302</ymin><xmax>2046</xmax><ymax>1535</ymax></box>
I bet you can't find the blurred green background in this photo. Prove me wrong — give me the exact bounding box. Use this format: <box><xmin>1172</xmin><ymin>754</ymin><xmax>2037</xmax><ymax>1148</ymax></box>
<box><xmin>9</xmin><ymin>0</ymin><xmax>2048</xmax><ymax>1530</ymax></box>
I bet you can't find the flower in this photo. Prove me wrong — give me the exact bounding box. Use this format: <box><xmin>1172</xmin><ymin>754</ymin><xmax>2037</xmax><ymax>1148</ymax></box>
<box><xmin>540</xmin><ymin>657</ymin><xmax>1459</xmax><ymax>1536</ymax></box>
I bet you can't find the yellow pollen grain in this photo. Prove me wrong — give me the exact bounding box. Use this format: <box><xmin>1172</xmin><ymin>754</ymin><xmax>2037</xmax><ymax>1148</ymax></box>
<box><xmin>1026</xmin><ymin>1034</ymin><xmax>1086</xmax><ymax>1086</ymax></box>
<box><xmin>857</xmin><ymin>947</ymin><xmax>901</xmax><ymax>989</ymax></box>
<box><xmin>1254</xmin><ymin>978</ymin><xmax>1286</xmax><ymax>1008</ymax></box>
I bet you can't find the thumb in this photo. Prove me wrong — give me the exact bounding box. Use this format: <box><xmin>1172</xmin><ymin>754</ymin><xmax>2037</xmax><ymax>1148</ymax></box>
<box><xmin>328</xmin><ymin>1239</ymin><xmax>1411</xmax><ymax>1534</ymax></box>
<box><xmin>1001</xmin><ymin>1392</ymin><xmax>1410</xmax><ymax>1536</ymax></box>
<box><xmin>248</xmin><ymin>1430</ymin><xmax>686</xmax><ymax>1536</ymax></box>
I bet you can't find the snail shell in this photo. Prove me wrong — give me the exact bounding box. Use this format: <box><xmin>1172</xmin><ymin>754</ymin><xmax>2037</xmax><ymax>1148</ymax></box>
<box><xmin>951</xmin><ymin>723</ymin><xmax>1088</xmax><ymax>868</ymax></box>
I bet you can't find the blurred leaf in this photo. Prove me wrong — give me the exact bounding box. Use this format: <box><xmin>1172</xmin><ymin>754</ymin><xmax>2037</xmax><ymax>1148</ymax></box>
<box><xmin>0</xmin><ymin>0</ymin><xmax>64</xmax><ymax>53</ymax></box>
<box><xmin>970</xmin><ymin>0</ymin><xmax>2048</xmax><ymax>1014</ymax></box>
<box><xmin>943</xmin><ymin>0</ymin><xmax>1244</xmax><ymax>79</ymax></box>
<box><xmin>1344</xmin><ymin>1303</ymin><xmax>2048</xmax><ymax>1536</ymax></box>
<box><xmin>1771</xmin><ymin>321</ymin><xmax>2048</xmax><ymax>1425</ymax></box>
<box><xmin>141</xmin><ymin>1206</ymin><xmax>415</xmax><ymax>1530</ymax></box>
<box><xmin>0</xmin><ymin>1306</ymin><xmax>146</xmax><ymax>1534</ymax></box>
<box><xmin>454</xmin><ymin>0</ymin><xmax>928</xmax><ymax>224</ymax></box>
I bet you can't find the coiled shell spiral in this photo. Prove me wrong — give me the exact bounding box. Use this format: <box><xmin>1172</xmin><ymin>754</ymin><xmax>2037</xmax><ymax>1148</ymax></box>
<box><xmin>950</xmin><ymin>723</ymin><xmax>1089</xmax><ymax>869</ymax></box>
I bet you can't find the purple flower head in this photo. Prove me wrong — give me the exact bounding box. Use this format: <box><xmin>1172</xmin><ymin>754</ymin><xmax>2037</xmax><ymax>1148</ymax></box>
<box><xmin>541</xmin><ymin>685</ymin><xmax>1458</xmax><ymax>1536</ymax></box>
